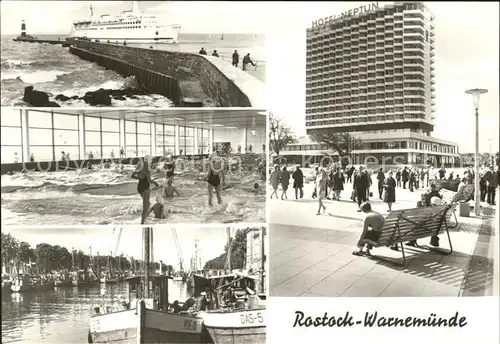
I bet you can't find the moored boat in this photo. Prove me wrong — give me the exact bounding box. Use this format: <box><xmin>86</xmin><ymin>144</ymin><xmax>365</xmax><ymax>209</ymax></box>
<box><xmin>11</xmin><ymin>275</ymin><xmax>54</xmax><ymax>293</ymax></box>
<box><xmin>88</xmin><ymin>227</ymin><xmax>205</xmax><ymax>343</ymax></box>
<box><xmin>199</xmin><ymin>307</ymin><xmax>266</xmax><ymax>344</ymax></box>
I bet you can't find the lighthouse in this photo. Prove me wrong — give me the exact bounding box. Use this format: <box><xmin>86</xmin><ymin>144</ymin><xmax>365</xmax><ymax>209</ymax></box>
<box><xmin>21</xmin><ymin>20</ymin><xmax>26</xmax><ymax>37</ymax></box>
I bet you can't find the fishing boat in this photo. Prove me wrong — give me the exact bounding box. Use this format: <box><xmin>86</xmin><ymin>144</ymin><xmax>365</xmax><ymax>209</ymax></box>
<box><xmin>11</xmin><ymin>274</ymin><xmax>54</xmax><ymax>293</ymax></box>
<box><xmin>54</xmin><ymin>271</ymin><xmax>73</xmax><ymax>287</ymax></box>
<box><xmin>88</xmin><ymin>227</ymin><xmax>204</xmax><ymax>343</ymax></box>
<box><xmin>72</xmin><ymin>270</ymin><xmax>99</xmax><ymax>287</ymax></box>
<box><xmin>197</xmin><ymin>227</ymin><xmax>267</xmax><ymax>344</ymax></box>
<box><xmin>2</xmin><ymin>278</ymin><xmax>12</xmax><ymax>295</ymax></box>
<box><xmin>69</xmin><ymin>1</ymin><xmax>181</xmax><ymax>43</ymax></box>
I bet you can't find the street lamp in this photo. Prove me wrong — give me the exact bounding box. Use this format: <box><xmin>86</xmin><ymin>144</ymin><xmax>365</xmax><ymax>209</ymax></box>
<box><xmin>465</xmin><ymin>88</ymin><xmax>488</xmax><ymax>216</ymax></box>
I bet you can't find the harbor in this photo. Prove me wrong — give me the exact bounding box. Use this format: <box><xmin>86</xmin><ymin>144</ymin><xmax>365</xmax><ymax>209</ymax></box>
<box><xmin>1</xmin><ymin>226</ymin><xmax>267</xmax><ymax>344</ymax></box>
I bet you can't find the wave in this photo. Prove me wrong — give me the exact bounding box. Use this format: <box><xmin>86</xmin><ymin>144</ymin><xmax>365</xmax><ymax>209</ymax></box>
<box><xmin>1</xmin><ymin>70</ymin><xmax>71</xmax><ymax>83</ymax></box>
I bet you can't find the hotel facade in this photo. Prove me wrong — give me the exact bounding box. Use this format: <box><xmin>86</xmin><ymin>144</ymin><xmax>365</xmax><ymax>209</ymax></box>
<box><xmin>283</xmin><ymin>1</ymin><xmax>459</xmax><ymax>167</ymax></box>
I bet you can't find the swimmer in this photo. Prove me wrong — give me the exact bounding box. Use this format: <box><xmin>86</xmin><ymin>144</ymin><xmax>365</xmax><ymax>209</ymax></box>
<box><xmin>163</xmin><ymin>179</ymin><xmax>180</xmax><ymax>199</ymax></box>
<box><xmin>131</xmin><ymin>155</ymin><xmax>159</xmax><ymax>224</ymax></box>
<box><xmin>148</xmin><ymin>195</ymin><xmax>166</xmax><ymax>219</ymax></box>
<box><xmin>205</xmin><ymin>151</ymin><xmax>223</xmax><ymax>207</ymax></box>
<box><xmin>252</xmin><ymin>182</ymin><xmax>259</xmax><ymax>193</ymax></box>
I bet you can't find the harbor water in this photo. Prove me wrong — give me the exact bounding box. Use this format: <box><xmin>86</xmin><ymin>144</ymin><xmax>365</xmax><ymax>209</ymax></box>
<box><xmin>1</xmin><ymin>165</ymin><xmax>266</xmax><ymax>225</ymax></box>
<box><xmin>1</xmin><ymin>33</ymin><xmax>265</xmax><ymax>107</ymax></box>
<box><xmin>1</xmin><ymin>280</ymin><xmax>191</xmax><ymax>344</ymax></box>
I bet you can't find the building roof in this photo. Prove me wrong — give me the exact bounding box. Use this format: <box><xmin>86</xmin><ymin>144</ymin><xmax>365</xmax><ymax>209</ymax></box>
<box><xmin>32</xmin><ymin>109</ymin><xmax>266</xmax><ymax>130</ymax></box>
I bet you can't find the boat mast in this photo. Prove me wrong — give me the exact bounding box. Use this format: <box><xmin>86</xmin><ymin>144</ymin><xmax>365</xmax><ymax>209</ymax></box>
<box><xmin>260</xmin><ymin>227</ymin><xmax>265</xmax><ymax>293</ymax></box>
<box><xmin>224</xmin><ymin>227</ymin><xmax>232</xmax><ymax>271</ymax></box>
<box><xmin>143</xmin><ymin>227</ymin><xmax>151</xmax><ymax>299</ymax></box>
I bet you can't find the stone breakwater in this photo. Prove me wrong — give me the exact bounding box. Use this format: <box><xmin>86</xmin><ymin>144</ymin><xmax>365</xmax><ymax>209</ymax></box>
<box><xmin>69</xmin><ymin>41</ymin><xmax>258</xmax><ymax>107</ymax></box>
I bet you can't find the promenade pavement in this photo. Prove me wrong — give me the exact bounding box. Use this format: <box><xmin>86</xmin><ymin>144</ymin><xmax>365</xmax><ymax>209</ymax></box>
<box><xmin>268</xmin><ymin>177</ymin><xmax>498</xmax><ymax>297</ymax></box>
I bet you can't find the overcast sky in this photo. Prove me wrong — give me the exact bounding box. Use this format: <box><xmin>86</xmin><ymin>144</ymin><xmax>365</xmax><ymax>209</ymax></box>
<box><xmin>0</xmin><ymin>1</ymin><xmax>266</xmax><ymax>35</ymax></box>
<box><xmin>3</xmin><ymin>226</ymin><xmax>241</xmax><ymax>269</ymax></box>
<box><xmin>266</xmin><ymin>1</ymin><xmax>500</xmax><ymax>153</ymax></box>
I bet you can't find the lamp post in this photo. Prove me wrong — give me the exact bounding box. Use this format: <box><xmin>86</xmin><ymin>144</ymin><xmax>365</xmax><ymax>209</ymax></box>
<box><xmin>465</xmin><ymin>88</ymin><xmax>488</xmax><ymax>216</ymax></box>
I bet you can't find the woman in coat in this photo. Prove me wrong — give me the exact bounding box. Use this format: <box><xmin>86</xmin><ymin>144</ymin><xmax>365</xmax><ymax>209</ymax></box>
<box><xmin>332</xmin><ymin>167</ymin><xmax>345</xmax><ymax>200</ymax></box>
<box><xmin>316</xmin><ymin>169</ymin><xmax>328</xmax><ymax>215</ymax></box>
<box><xmin>383</xmin><ymin>171</ymin><xmax>397</xmax><ymax>212</ymax></box>
<box><xmin>269</xmin><ymin>165</ymin><xmax>280</xmax><ymax>199</ymax></box>
<box><xmin>292</xmin><ymin>166</ymin><xmax>304</xmax><ymax>200</ymax></box>
<box><xmin>280</xmin><ymin>166</ymin><xmax>290</xmax><ymax>200</ymax></box>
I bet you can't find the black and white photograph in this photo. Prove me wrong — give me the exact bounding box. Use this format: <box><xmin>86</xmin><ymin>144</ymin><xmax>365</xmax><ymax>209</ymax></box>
<box><xmin>1</xmin><ymin>225</ymin><xmax>267</xmax><ymax>344</ymax></box>
<box><xmin>0</xmin><ymin>1</ymin><xmax>265</xmax><ymax>108</ymax></box>
<box><xmin>267</xmin><ymin>1</ymin><xmax>499</xmax><ymax>297</ymax></box>
<box><xmin>1</xmin><ymin>108</ymin><xmax>267</xmax><ymax>225</ymax></box>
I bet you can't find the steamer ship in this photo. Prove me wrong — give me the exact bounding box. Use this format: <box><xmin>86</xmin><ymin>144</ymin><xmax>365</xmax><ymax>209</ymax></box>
<box><xmin>69</xmin><ymin>1</ymin><xmax>181</xmax><ymax>43</ymax></box>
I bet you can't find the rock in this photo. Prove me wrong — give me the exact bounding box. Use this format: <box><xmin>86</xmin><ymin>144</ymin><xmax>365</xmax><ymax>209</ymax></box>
<box><xmin>55</xmin><ymin>94</ymin><xmax>70</xmax><ymax>101</ymax></box>
<box><xmin>46</xmin><ymin>101</ymin><xmax>61</xmax><ymax>107</ymax></box>
<box><xmin>82</xmin><ymin>89</ymin><xmax>112</xmax><ymax>106</ymax></box>
<box><xmin>113</xmin><ymin>95</ymin><xmax>126</xmax><ymax>101</ymax></box>
<box><xmin>22</xmin><ymin>86</ymin><xmax>53</xmax><ymax>107</ymax></box>
<box><xmin>71</xmin><ymin>95</ymin><xmax>79</xmax><ymax>100</ymax></box>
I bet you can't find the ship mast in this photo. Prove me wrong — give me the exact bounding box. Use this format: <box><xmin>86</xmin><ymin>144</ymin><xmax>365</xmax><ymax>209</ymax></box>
<box><xmin>132</xmin><ymin>1</ymin><xmax>141</xmax><ymax>15</ymax></box>
<box><xmin>143</xmin><ymin>227</ymin><xmax>151</xmax><ymax>298</ymax></box>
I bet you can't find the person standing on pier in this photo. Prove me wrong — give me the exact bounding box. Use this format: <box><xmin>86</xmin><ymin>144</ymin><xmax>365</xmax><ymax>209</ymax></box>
<box><xmin>14</xmin><ymin>152</ymin><xmax>19</xmax><ymax>163</ymax></box>
<box><xmin>120</xmin><ymin>147</ymin><xmax>125</xmax><ymax>158</ymax></box>
<box><xmin>212</xmin><ymin>50</ymin><xmax>219</xmax><ymax>57</ymax></box>
<box><xmin>242</xmin><ymin>53</ymin><xmax>256</xmax><ymax>71</ymax></box>
<box><xmin>232</xmin><ymin>50</ymin><xmax>239</xmax><ymax>67</ymax></box>
<box><xmin>199</xmin><ymin>47</ymin><xmax>207</xmax><ymax>55</ymax></box>
<box><xmin>30</xmin><ymin>153</ymin><xmax>35</xmax><ymax>163</ymax></box>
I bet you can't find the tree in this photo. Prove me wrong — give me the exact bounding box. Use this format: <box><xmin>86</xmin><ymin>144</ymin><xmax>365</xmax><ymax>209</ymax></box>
<box><xmin>268</xmin><ymin>112</ymin><xmax>297</xmax><ymax>156</ymax></box>
<box><xmin>1</xmin><ymin>233</ymin><xmax>19</xmax><ymax>268</ymax></box>
<box><xmin>309</xmin><ymin>129</ymin><xmax>354</xmax><ymax>167</ymax></box>
<box><xmin>203</xmin><ymin>228</ymin><xmax>252</xmax><ymax>270</ymax></box>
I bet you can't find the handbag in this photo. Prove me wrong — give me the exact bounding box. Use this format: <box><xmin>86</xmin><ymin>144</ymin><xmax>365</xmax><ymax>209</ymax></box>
<box><xmin>369</xmin><ymin>192</ymin><xmax>373</xmax><ymax>197</ymax></box>
<box><xmin>430</xmin><ymin>235</ymin><xmax>440</xmax><ymax>247</ymax></box>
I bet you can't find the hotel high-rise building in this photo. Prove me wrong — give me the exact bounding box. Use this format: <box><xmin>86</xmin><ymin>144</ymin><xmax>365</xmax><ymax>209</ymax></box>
<box><xmin>297</xmin><ymin>1</ymin><xmax>459</xmax><ymax>166</ymax></box>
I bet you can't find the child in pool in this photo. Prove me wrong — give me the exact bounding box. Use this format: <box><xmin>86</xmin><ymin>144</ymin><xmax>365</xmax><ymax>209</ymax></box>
<box><xmin>148</xmin><ymin>195</ymin><xmax>166</xmax><ymax>219</ymax></box>
<box><xmin>163</xmin><ymin>179</ymin><xmax>180</xmax><ymax>199</ymax></box>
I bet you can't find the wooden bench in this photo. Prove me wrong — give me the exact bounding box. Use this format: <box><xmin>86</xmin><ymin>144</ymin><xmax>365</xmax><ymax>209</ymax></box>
<box><xmin>362</xmin><ymin>205</ymin><xmax>454</xmax><ymax>266</ymax></box>
<box><xmin>440</xmin><ymin>184</ymin><xmax>474</xmax><ymax>228</ymax></box>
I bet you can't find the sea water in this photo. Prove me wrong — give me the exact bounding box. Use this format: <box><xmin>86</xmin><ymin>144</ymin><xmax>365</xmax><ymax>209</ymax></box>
<box><xmin>0</xmin><ymin>165</ymin><xmax>266</xmax><ymax>225</ymax></box>
<box><xmin>1</xmin><ymin>33</ymin><xmax>265</xmax><ymax>107</ymax></box>
<box><xmin>1</xmin><ymin>280</ymin><xmax>190</xmax><ymax>344</ymax></box>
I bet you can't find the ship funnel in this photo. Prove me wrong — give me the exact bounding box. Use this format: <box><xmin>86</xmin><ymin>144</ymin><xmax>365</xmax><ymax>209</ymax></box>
<box><xmin>132</xmin><ymin>1</ymin><xmax>141</xmax><ymax>14</ymax></box>
<box><xmin>21</xmin><ymin>20</ymin><xmax>26</xmax><ymax>37</ymax></box>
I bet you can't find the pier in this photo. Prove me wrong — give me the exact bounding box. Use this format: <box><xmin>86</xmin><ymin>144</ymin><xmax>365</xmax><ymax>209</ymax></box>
<box><xmin>12</xmin><ymin>37</ymin><xmax>70</xmax><ymax>46</ymax></box>
<box><xmin>68</xmin><ymin>40</ymin><xmax>265</xmax><ymax>108</ymax></box>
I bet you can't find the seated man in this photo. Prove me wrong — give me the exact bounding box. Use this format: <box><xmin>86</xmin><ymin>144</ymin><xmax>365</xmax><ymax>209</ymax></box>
<box><xmin>353</xmin><ymin>202</ymin><xmax>386</xmax><ymax>256</ymax></box>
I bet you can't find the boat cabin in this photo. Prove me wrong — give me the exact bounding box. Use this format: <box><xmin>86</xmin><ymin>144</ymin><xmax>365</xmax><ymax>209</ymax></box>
<box><xmin>125</xmin><ymin>275</ymin><xmax>172</xmax><ymax>311</ymax></box>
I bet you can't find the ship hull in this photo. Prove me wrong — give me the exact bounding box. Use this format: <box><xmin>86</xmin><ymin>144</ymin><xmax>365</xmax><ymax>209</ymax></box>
<box><xmin>199</xmin><ymin>309</ymin><xmax>266</xmax><ymax>344</ymax></box>
<box><xmin>68</xmin><ymin>25</ymin><xmax>181</xmax><ymax>44</ymax></box>
<box><xmin>11</xmin><ymin>282</ymin><xmax>54</xmax><ymax>293</ymax></box>
<box><xmin>55</xmin><ymin>280</ymin><xmax>73</xmax><ymax>287</ymax></box>
<box><xmin>89</xmin><ymin>307</ymin><xmax>203</xmax><ymax>344</ymax></box>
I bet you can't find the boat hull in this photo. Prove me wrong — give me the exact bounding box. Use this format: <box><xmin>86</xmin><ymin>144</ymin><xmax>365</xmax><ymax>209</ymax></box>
<box><xmin>69</xmin><ymin>25</ymin><xmax>181</xmax><ymax>44</ymax></box>
<box><xmin>89</xmin><ymin>306</ymin><xmax>204</xmax><ymax>344</ymax></box>
<box><xmin>11</xmin><ymin>282</ymin><xmax>54</xmax><ymax>293</ymax></box>
<box><xmin>200</xmin><ymin>309</ymin><xmax>266</xmax><ymax>344</ymax></box>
